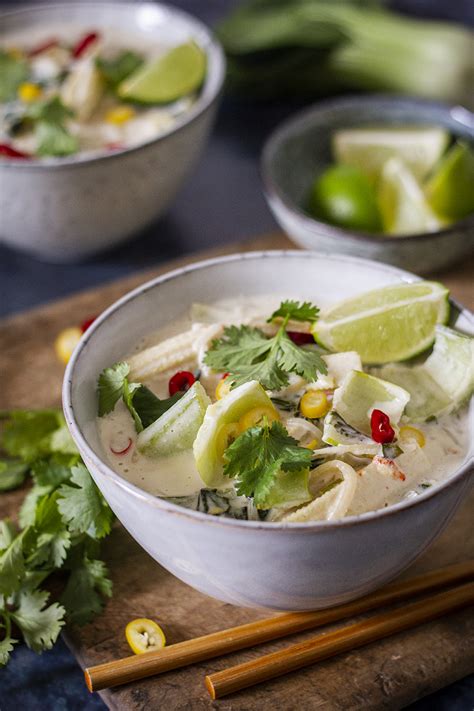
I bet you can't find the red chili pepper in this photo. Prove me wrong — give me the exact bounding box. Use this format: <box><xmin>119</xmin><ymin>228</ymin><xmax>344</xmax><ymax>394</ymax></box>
<box><xmin>287</xmin><ymin>331</ymin><xmax>314</xmax><ymax>346</ymax></box>
<box><xmin>221</xmin><ymin>372</ymin><xmax>230</xmax><ymax>380</ymax></box>
<box><xmin>106</xmin><ymin>143</ymin><xmax>124</xmax><ymax>152</ymax></box>
<box><xmin>168</xmin><ymin>371</ymin><xmax>196</xmax><ymax>396</ymax></box>
<box><xmin>80</xmin><ymin>316</ymin><xmax>96</xmax><ymax>333</ymax></box>
<box><xmin>28</xmin><ymin>39</ymin><xmax>59</xmax><ymax>57</ymax></box>
<box><xmin>0</xmin><ymin>144</ymin><xmax>31</xmax><ymax>159</ymax></box>
<box><xmin>72</xmin><ymin>31</ymin><xmax>99</xmax><ymax>59</ymax></box>
<box><xmin>110</xmin><ymin>437</ymin><xmax>133</xmax><ymax>456</ymax></box>
<box><xmin>371</xmin><ymin>409</ymin><xmax>395</xmax><ymax>444</ymax></box>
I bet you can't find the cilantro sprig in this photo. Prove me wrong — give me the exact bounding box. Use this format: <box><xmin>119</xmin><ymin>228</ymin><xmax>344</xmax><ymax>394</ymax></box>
<box><xmin>25</xmin><ymin>97</ymin><xmax>79</xmax><ymax>157</ymax></box>
<box><xmin>0</xmin><ymin>410</ymin><xmax>114</xmax><ymax>667</ymax></box>
<box><xmin>98</xmin><ymin>361</ymin><xmax>182</xmax><ymax>432</ymax></box>
<box><xmin>223</xmin><ymin>420</ymin><xmax>312</xmax><ymax>508</ymax></box>
<box><xmin>204</xmin><ymin>300</ymin><xmax>326</xmax><ymax>390</ymax></box>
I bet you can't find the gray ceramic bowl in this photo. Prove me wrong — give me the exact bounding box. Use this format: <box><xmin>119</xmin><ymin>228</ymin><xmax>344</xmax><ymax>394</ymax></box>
<box><xmin>63</xmin><ymin>251</ymin><xmax>474</xmax><ymax>610</ymax></box>
<box><xmin>0</xmin><ymin>2</ymin><xmax>225</xmax><ymax>262</ymax></box>
<box><xmin>262</xmin><ymin>96</ymin><xmax>474</xmax><ymax>274</ymax></box>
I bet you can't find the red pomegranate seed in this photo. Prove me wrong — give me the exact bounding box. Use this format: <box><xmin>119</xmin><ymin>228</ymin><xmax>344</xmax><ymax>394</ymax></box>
<box><xmin>0</xmin><ymin>144</ymin><xmax>31</xmax><ymax>159</ymax></box>
<box><xmin>287</xmin><ymin>331</ymin><xmax>314</xmax><ymax>346</ymax></box>
<box><xmin>371</xmin><ymin>409</ymin><xmax>395</xmax><ymax>444</ymax></box>
<box><xmin>28</xmin><ymin>39</ymin><xmax>59</xmax><ymax>57</ymax></box>
<box><xmin>110</xmin><ymin>437</ymin><xmax>133</xmax><ymax>456</ymax></box>
<box><xmin>72</xmin><ymin>31</ymin><xmax>99</xmax><ymax>59</ymax></box>
<box><xmin>168</xmin><ymin>371</ymin><xmax>196</xmax><ymax>396</ymax></box>
<box><xmin>80</xmin><ymin>316</ymin><xmax>96</xmax><ymax>333</ymax></box>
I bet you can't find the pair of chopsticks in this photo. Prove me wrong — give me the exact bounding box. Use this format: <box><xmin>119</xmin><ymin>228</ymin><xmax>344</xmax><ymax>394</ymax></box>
<box><xmin>85</xmin><ymin>560</ymin><xmax>474</xmax><ymax>699</ymax></box>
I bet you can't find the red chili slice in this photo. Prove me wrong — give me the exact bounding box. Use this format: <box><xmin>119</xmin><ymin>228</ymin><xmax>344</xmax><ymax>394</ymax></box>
<box><xmin>371</xmin><ymin>409</ymin><xmax>395</xmax><ymax>444</ymax></box>
<box><xmin>80</xmin><ymin>316</ymin><xmax>96</xmax><ymax>333</ymax></box>
<box><xmin>168</xmin><ymin>371</ymin><xmax>196</xmax><ymax>396</ymax></box>
<box><xmin>28</xmin><ymin>39</ymin><xmax>59</xmax><ymax>57</ymax></box>
<box><xmin>0</xmin><ymin>144</ymin><xmax>31</xmax><ymax>159</ymax></box>
<box><xmin>72</xmin><ymin>31</ymin><xmax>99</xmax><ymax>59</ymax></box>
<box><xmin>110</xmin><ymin>437</ymin><xmax>133</xmax><ymax>455</ymax></box>
<box><xmin>287</xmin><ymin>331</ymin><xmax>314</xmax><ymax>346</ymax></box>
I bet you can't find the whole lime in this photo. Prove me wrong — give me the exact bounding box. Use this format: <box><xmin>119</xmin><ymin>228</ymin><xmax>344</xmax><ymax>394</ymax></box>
<box><xmin>308</xmin><ymin>164</ymin><xmax>381</xmax><ymax>232</ymax></box>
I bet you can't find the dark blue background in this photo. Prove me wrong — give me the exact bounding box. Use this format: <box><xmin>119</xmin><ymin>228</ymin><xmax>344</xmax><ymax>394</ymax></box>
<box><xmin>1</xmin><ymin>1</ymin><xmax>473</xmax><ymax>709</ymax></box>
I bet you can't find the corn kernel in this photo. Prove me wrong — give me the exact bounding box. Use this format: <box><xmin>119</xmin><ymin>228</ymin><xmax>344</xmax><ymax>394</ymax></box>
<box><xmin>300</xmin><ymin>390</ymin><xmax>330</xmax><ymax>419</ymax></box>
<box><xmin>105</xmin><ymin>106</ymin><xmax>136</xmax><ymax>125</ymax></box>
<box><xmin>216</xmin><ymin>422</ymin><xmax>240</xmax><ymax>459</ymax></box>
<box><xmin>215</xmin><ymin>376</ymin><xmax>232</xmax><ymax>400</ymax></box>
<box><xmin>239</xmin><ymin>406</ymin><xmax>280</xmax><ymax>432</ymax></box>
<box><xmin>55</xmin><ymin>327</ymin><xmax>82</xmax><ymax>365</ymax></box>
<box><xmin>305</xmin><ymin>438</ymin><xmax>319</xmax><ymax>450</ymax></box>
<box><xmin>399</xmin><ymin>425</ymin><xmax>426</xmax><ymax>448</ymax></box>
<box><xmin>18</xmin><ymin>82</ymin><xmax>43</xmax><ymax>102</ymax></box>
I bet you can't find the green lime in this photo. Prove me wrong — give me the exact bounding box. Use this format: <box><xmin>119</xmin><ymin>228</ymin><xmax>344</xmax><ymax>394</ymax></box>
<box><xmin>193</xmin><ymin>380</ymin><xmax>275</xmax><ymax>487</ymax></box>
<box><xmin>312</xmin><ymin>281</ymin><xmax>449</xmax><ymax>364</ymax></box>
<box><xmin>379</xmin><ymin>325</ymin><xmax>474</xmax><ymax>421</ymax></box>
<box><xmin>308</xmin><ymin>164</ymin><xmax>381</xmax><ymax>232</ymax></box>
<box><xmin>377</xmin><ymin>157</ymin><xmax>443</xmax><ymax>235</ymax></box>
<box><xmin>137</xmin><ymin>382</ymin><xmax>210</xmax><ymax>457</ymax></box>
<box><xmin>332</xmin><ymin>370</ymin><xmax>410</xmax><ymax>435</ymax></box>
<box><xmin>425</xmin><ymin>142</ymin><xmax>474</xmax><ymax>221</ymax></box>
<box><xmin>118</xmin><ymin>42</ymin><xmax>206</xmax><ymax>104</ymax></box>
<box><xmin>333</xmin><ymin>126</ymin><xmax>449</xmax><ymax>182</ymax></box>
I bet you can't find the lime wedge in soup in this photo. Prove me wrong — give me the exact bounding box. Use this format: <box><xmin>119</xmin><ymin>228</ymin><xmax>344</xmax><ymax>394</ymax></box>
<box><xmin>118</xmin><ymin>41</ymin><xmax>206</xmax><ymax>104</ymax></box>
<box><xmin>333</xmin><ymin>126</ymin><xmax>449</xmax><ymax>182</ymax></box>
<box><xmin>377</xmin><ymin>157</ymin><xmax>443</xmax><ymax>235</ymax></box>
<box><xmin>312</xmin><ymin>281</ymin><xmax>449</xmax><ymax>364</ymax></box>
<box><xmin>425</xmin><ymin>142</ymin><xmax>474</xmax><ymax>221</ymax></box>
<box><xmin>137</xmin><ymin>381</ymin><xmax>210</xmax><ymax>457</ymax></box>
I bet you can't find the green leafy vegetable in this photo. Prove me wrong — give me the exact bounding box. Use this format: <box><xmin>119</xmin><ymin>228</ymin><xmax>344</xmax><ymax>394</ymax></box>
<box><xmin>0</xmin><ymin>460</ymin><xmax>28</xmax><ymax>492</ymax></box>
<box><xmin>204</xmin><ymin>300</ymin><xmax>326</xmax><ymax>390</ymax></box>
<box><xmin>0</xmin><ymin>51</ymin><xmax>29</xmax><ymax>101</ymax></box>
<box><xmin>223</xmin><ymin>420</ymin><xmax>312</xmax><ymax>507</ymax></box>
<box><xmin>96</xmin><ymin>51</ymin><xmax>144</xmax><ymax>89</ymax></box>
<box><xmin>0</xmin><ymin>409</ymin><xmax>113</xmax><ymax>666</ymax></box>
<box><xmin>26</xmin><ymin>97</ymin><xmax>78</xmax><ymax>157</ymax></box>
<box><xmin>97</xmin><ymin>361</ymin><xmax>182</xmax><ymax>431</ymax></box>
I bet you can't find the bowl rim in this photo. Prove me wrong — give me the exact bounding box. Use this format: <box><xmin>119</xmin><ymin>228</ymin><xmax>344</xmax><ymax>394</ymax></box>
<box><xmin>261</xmin><ymin>94</ymin><xmax>474</xmax><ymax>243</ymax></box>
<box><xmin>63</xmin><ymin>249</ymin><xmax>474</xmax><ymax>532</ymax></box>
<box><xmin>0</xmin><ymin>1</ymin><xmax>225</xmax><ymax>170</ymax></box>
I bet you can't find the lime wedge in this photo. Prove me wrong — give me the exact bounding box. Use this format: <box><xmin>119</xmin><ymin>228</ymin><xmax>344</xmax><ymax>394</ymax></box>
<box><xmin>313</xmin><ymin>281</ymin><xmax>449</xmax><ymax>364</ymax></box>
<box><xmin>425</xmin><ymin>142</ymin><xmax>474</xmax><ymax>221</ymax></box>
<box><xmin>378</xmin><ymin>325</ymin><xmax>474</xmax><ymax>421</ymax></box>
<box><xmin>332</xmin><ymin>370</ymin><xmax>410</xmax><ymax>436</ymax></box>
<box><xmin>333</xmin><ymin>127</ymin><xmax>449</xmax><ymax>182</ymax></box>
<box><xmin>377</xmin><ymin>157</ymin><xmax>443</xmax><ymax>235</ymax></box>
<box><xmin>118</xmin><ymin>42</ymin><xmax>206</xmax><ymax>104</ymax></box>
<box><xmin>193</xmin><ymin>381</ymin><xmax>275</xmax><ymax>487</ymax></box>
<box><xmin>137</xmin><ymin>381</ymin><xmax>210</xmax><ymax>457</ymax></box>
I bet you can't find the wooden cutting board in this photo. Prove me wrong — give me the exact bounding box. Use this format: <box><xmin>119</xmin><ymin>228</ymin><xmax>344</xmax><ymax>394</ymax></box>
<box><xmin>1</xmin><ymin>234</ymin><xmax>473</xmax><ymax>711</ymax></box>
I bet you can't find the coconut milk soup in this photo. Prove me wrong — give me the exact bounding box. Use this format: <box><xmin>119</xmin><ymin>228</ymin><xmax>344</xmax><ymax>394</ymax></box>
<box><xmin>97</xmin><ymin>290</ymin><xmax>472</xmax><ymax>523</ymax></box>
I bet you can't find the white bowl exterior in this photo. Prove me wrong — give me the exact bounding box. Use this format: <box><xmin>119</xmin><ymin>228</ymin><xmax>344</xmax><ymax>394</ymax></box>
<box><xmin>64</xmin><ymin>252</ymin><xmax>474</xmax><ymax>609</ymax></box>
<box><xmin>0</xmin><ymin>3</ymin><xmax>224</xmax><ymax>261</ymax></box>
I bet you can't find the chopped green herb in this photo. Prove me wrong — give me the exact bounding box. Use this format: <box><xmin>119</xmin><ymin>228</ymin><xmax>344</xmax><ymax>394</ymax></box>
<box><xmin>26</xmin><ymin>97</ymin><xmax>78</xmax><ymax>157</ymax></box>
<box><xmin>0</xmin><ymin>51</ymin><xmax>29</xmax><ymax>102</ymax></box>
<box><xmin>268</xmin><ymin>300</ymin><xmax>320</xmax><ymax>323</ymax></box>
<box><xmin>0</xmin><ymin>460</ymin><xmax>28</xmax><ymax>492</ymax></box>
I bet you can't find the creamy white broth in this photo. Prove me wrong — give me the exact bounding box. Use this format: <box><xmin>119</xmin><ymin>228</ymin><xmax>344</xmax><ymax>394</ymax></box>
<box><xmin>97</xmin><ymin>297</ymin><xmax>472</xmax><ymax>519</ymax></box>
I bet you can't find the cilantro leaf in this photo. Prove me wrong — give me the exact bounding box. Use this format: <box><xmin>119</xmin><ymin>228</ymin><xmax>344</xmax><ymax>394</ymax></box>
<box><xmin>0</xmin><ymin>521</ymin><xmax>17</xmax><ymax>553</ymax></box>
<box><xmin>223</xmin><ymin>421</ymin><xmax>312</xmax><ymax>507</ymax></box>
<box><xmin>11</xmin><ymin>589</ymin><xmax>65</xmax><ymax>653</ymax></box>
<box><xmin>0</xmin><ymin>50</ymin><xmax>29</xmax><ymax>101</ymax></box>
<box><xmin>0</xmin><ymin>529</ymin><xmax>26</xmax><ymax>597</ymax></box>
<box><xmin>98</xmin><ymin>361</ymin><xmax>130</xmax><ymax>416</ymax></box>
<box><xmin>57</xmin><ymin>464</ymin><xmax>113</xmax><ymax>539</ymax></box>
<box><xmin>0</xmin><ymin>460</ymin><xmax>28</xmax><ymax>492</ymax></box>
<box><xmin>48</xmin><ymin>423</ymin><xmax>79</xmax><ymax>456</ymax></box>
<box><xmin>26</xmin><ymin>97</ymin><xmax>78</xmax><ymax>157</ymax></box>
<box><xmin>96</xmin><ymin>51</ymin><xmax>144</xmax><ymax>88</ymax></box>
<box><xmin>61</xmin><ymin>555</ymin><xmax>112</xmax><ymax>626</ymax></box>
<box><xmin>1</xmin><ymin>410</ymin><xmax>63</xmax><ymax>462</ymax></box>
<box><xmin>0</xmin><ymin>635</ymin><xmax>17</xmax><ymax>667</ymax></box>
<box><xmin>32</xmin><ymin>460</ymin><xmax>72</xmax><ymax>488</ymax></box>
<box><xmin>131</xmin><ymin>385</ymin><xmax>183</xmax><ymax>429</ymax></box>
<box><xmin>269</xmin><ymin>300</ymin><xmax>320</xmax><ymax>323</ymax></box>
<box><xmin>29</xmin><ymin>493</ymin><xmax>71</xmax><ymax>569</ymax></box>
<box><xmin>19</xmin><ymin>485</ymin><xmax>51</xmax><ymax>528</ymax></box>
<box><xmin>205</xmin><ymin>325</ymin><xmax>272</xmax><ymax>370</ymax></box>
<box><xmin>278</xmin><ymin>331</ymin><xmax>327</xmax><ymax>383</ymax></box>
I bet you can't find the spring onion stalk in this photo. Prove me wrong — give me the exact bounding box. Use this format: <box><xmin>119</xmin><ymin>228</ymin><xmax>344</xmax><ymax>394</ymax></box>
<box><xmin>217</xmin><ymin>1</ymin><xmax>473</xmax><ymax>105</ymax></box>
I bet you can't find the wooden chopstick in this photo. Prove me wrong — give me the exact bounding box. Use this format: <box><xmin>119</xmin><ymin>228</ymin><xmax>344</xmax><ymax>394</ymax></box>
<box><xmin>85</xmin><ymin>560</ymin><xmax>473</xmax><ymax>691</ymax></box>
<box><xmin>205</xmin><ymin>581</ymin><xmax>474</xmax><ymax>699</ymax></box>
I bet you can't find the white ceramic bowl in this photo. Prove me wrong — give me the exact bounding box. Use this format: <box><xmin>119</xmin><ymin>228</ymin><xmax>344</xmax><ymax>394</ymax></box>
<box><xmin>0</xmin><ymin>3</ymin><xmax>225</xmax><ymax>262</ymax></box>
<box><xmin>63</xmin><ymin>251</ymin><xmax>474</xmax><ymax>610</ymax></box>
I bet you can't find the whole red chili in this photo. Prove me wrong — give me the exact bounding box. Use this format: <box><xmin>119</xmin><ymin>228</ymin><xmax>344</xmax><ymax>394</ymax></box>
<box><xmin>72</xmin><ymin>31</ymin><xmax>99</xmax><ymax>59</ymax></box>
<box><xmin>371</xmin><ymin>409</ymin><xmax>395</xmax><ymax>444</ymax></box>
<box><xmin>0</xmin><ymin>144</ymin><xmax>31</xmax><ymax>159</ymax></box>
<box><xmin>287</xmin><ymin>331</ymin><xmax>314</xmax><ymax>346</ymax></box>
<box><xmin>80</xmin><ymin>316</ymin><xmax>96</xmax><ymax>333</ymax></box>
<box><xmin>168</xmin><ymin>371</ymin><xmax>196</xmax><ymax>396</ymax></box>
